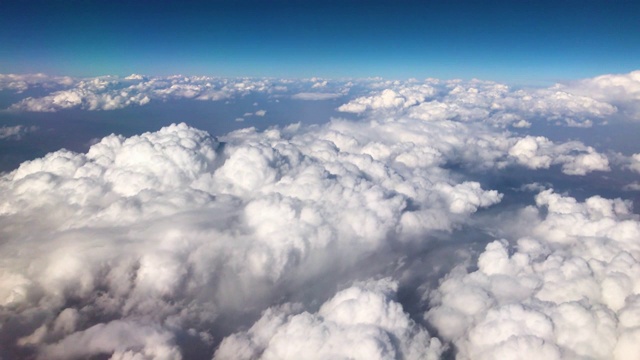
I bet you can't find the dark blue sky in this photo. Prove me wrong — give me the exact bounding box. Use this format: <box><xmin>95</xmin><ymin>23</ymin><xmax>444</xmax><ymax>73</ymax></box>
<box><xmin>1</xmin><ymin>0</ymin><xmax>638</xmax><ymax>83</ymax></box>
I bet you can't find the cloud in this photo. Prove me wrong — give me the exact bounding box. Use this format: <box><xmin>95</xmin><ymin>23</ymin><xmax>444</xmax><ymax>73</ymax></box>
<box><xmin>291</xmin><ymin>92</ymin><xmax>342</xmax><ymax>100</ymax></box>
<box><xmin>623</xmin><ymin>182</ymin><xmax>640</xmax><ymax>191</ymax></box>
<box><xmin>0</xmin><ymin>125</ymin><xmax>38</xmax><ymax>140</ymax></box>
<box><xmin>0</xmin><ymin>73</ymin><xmax>74</xmax><ymax>93</ymax></box>
<box><xmin>214</xmin><ymin>278</ymin><xmax>443</xmax><ymax>360</ymax></box>
<box><xmin>338</xmin><ymin>77</ymin><xmax>620</xmax><ymax>128</ymax></box>
<box><xmin>6</xmin><ymin>76</ymin><xmax>286</xmax><ymax>112</ymax></box>
<box><xmin>508</xmin><ymin>136</ymin><xmax>610</xmax><ymax>175</ymax></box>
<box><xmin>0</xmin><ymin>117</ymin><xmax>502</xmax><ymax>358</ymax></box>
<box><xmin>565</xmin><ymin>70</ymin><xmax>640</xmax><ymax>120</ymax></box>
<box><xmin>1</xmin><ymin>70</ymin><xmax>638</xmax><ymax>359</ymax></box>
<box><xmin>628</xmin><ymin>153</ymin><xmax>640</xmax><ymax>174</ymax></box>
<box><xmin>243</xmin><ymin>110</ymin><xmax>267</xmax><ymax>117</ymax></box>
<box><xmin>426</xmin><ymin>190</ymin><xmax>640</xmax><ymax>359</ymax></box>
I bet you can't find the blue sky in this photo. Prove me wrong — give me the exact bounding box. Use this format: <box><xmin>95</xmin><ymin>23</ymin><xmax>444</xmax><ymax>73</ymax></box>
<box><xmin>1</xmin><ymin>0</ymin><xmax>638</xmax><ymax>84</ymax></box>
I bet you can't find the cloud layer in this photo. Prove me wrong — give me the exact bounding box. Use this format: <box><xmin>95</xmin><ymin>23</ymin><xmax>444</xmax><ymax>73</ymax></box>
<box><xmin>0</xmin><ymin>70</ymin><xmax>638</xmax><ymax>359</ymax></box>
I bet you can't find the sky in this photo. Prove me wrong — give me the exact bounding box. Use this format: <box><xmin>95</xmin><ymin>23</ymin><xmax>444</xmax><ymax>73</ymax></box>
<box><xmin>1</xmin><ymin>0</ymin><xmax>639</xmax><ymax>83</ymax></box>
<box><xmin>3</xmin><ymin>1</ymin><xmax>640</xmax><ymax>360</ymax></box>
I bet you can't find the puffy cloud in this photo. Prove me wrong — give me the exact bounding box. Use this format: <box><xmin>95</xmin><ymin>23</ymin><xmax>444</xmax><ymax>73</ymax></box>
<box><xmin>6</xmin><ymin>76</ymin><xmax>287</xmax><ymax>112</ymax></box>
<box><xmin>426</xmin><ymin>190</ymin><xmax>640</xmax><ymax>359</ymax></box>
<box><xmin>214</xmin><ymin>279</ymin><xmax>443</xmax><ymax>360</ymax></box>
<box><xmin>338</xmin><ymin>86</ymin><xmax>436</xmax><ymax>113</ymax></box>
<box><xmin>1</xmin><ymin>70</ymin><xmax>638</xmax><ymax>359</ymax></box>
<box><xmin>4</xmin><ymin>74</ymin><xmax>355</xmax><ymax>112</ymax></box>
<box><xmin>565</xmin><ymin>70</ymin><xmax>640</xmax><ymax>120</ymax></box>
<box><xmin>0</xmin><ymin>73</ymin><xmax>74</xmax><ymax>93</ymax></box>
<box><xmin>339</xmin><ymin>77</ymin><xmax>619</xmax><ymax>128</ymax></box>
<box><xmin>508</xmin><ymin>136</ymin><xmax>610</xmax><ymax>175</ymax></box>
<box><xmin>8</xmin><ymin>77</ymin><xmax>152</xmax><ymax>111</ymax></box>
<box><xmin>0</xmin><ymin>117</ymin><xmax>503</xmax><ymax>358</ymax></box>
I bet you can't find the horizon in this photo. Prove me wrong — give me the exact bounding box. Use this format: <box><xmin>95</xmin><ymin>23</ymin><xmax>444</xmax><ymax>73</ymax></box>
<box><xmin>1</xmin><ymin>0</ymin><xmax>639</xmax><ymax>85</ymax></box>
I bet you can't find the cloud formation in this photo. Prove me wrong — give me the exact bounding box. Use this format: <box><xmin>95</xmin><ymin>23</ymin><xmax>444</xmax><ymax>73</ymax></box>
<box><xmin>427</xmin><ymin>190</ymin><xmax>640</xmax><ymax>359</ymax></box>
<box><xmin>0</xmin><ymin>116</ymin><xmax>503</xmax><ymax>358</ymax></box>
<box><xmin>4</xmin><ymin>75</ymin><xmax>354</xmax><ymax>112</ymax></box>
<box><xmin>214</xmin><ymin>279</ymin><xmax>443</xmax><ymax>360</ymax></box>
<box><xmin>338</xmin><ymin>76</ymin><xmax>625</xmax><ymax>128</ymax></box>
<box><xmin>1</xmin><ymin>70</ymin><xmax>638</xmax><ymax>359</ymax></box>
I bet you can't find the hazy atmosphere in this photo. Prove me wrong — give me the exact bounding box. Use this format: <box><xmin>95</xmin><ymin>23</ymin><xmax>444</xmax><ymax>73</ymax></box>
<box><xmin>1</xmin><ymin>1</ymin><xmax>640</xmax><ymax>359</ymax></box>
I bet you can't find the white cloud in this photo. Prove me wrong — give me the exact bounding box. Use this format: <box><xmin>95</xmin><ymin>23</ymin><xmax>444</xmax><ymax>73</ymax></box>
<box><xmin>214</xmin><ymin>279</ymin><xmax>443</xmax><ymax>360</ymax></box>
<box><xmin>0</xmin><ymin>118</ymin><xmax>502</xmax><ymax>357</ymax></box>
<box><xmin>565</xmin><ymin>70</ymin><xmax>640</xmax><ymax>120</ymax></box>
<box><xmin>426</xmin><ymin>190</ymin><xmax>640</xmax><ymax>359</ymax></box>
<box><xmin>1</xmin><ymin>70</ymin><xmax>638</xmax><ymax>359</ymax></box>
<box><xmin>338</xmin><ymin>77</ymin><xmax>619</xmax><ymax>128</ymax></box>
<box><xmin>508</xmin><ymin>136</ymin><xmax>610</xmax><ymax>175</ymax></box>
<box><xmin>0</xmin><ymin>73</ymin><xmax>75</xmax><ymax>93</ymax></box>
<box><xmin>6</xmin><ymin>76</ymin><xmax>288</xmax><ymax>112</ymax></box>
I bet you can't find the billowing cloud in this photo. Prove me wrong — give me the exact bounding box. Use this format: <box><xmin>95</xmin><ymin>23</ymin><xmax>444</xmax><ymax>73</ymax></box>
<box><xmin>0</xmin><ymin>116</ymin><xmax>503</xmax><ymax>358</ymax></box>
<box><xmin>338</xmin><ymin>76</ymin><xmax>622</xmax><ymax>128</ymax></box>
<box><xmin>426</xmin><ymin>190</ymin><xmax>640</xmax><ymax>359</ymax></box>
<box><xmin>565</xmin><ymin>70</ymin><xmax>640</xmax><ymax>120</ymax></box>
<box><xmin>1</xmin><ymin>70</ymin><xmax>638</xmax><ymax>359</ymax></box>
<box><xmin>214</xmin><ymin>279</ymin><xmax>443</xmax><ymax>360</ymax></box>
<box><xmin>508</xmin><ymin>136</ymin><xmax>610</xmax><ymax>175</ymax></box>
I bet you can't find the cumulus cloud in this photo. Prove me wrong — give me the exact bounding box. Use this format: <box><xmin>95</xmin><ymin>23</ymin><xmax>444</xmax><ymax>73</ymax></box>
<box><xmin>338</xmin><ymin>77</ymin><xmax>621</xmax><ymax>128</ymax></box>
<box><xmin>214</xmin><ymin>279</ymin><xmax>442</xmax><ymax>360</ymax></box>
<box><xmin>565</xmin><ymin>70</ymin><xmax>640</xmax><ymax>120</ymax></box>
<box><xmin>508</xmin><ymin>136</ymin><xmax>610</xmax><ymax>175</ymax></box>
<box><xmin>426</xmin><ymin>190</ymin><xmax>640</xmax><ymax>359</ymax></box>
<box><xmin>1</xmin><ymin>70</ymin><xmax>638</xmax><ymax>359</ymax></box>
<box><xmin>0</xmin><ymin>73</ymin><xmax>74</xmax><ymax>93</ymax></box>
<box><xmin>0</xmin><ymin>116</ymin><xmax>504</xmax><ymax>358</ymax></box>
<box><xmin>6</xmin><ymin>76</ymin><xmax>288</xmax><ymax>112</ymax></box>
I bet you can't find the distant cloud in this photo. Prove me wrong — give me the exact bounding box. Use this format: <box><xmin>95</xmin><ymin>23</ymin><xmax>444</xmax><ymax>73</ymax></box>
<box><xmin>291</xmin><ymin>92</ymin><xmax>342</xmax><ymax>100</ymax></box>
<box><xmin>0</xmin><ymin>73</ymin><xmax>74</xmax><ymax>93</ymax></box>
<box><xmin>338</xmin><ymin>77</ymin><xmax>619</xmax><ymax>128</ymax></box>
<box><xmin>0</xmin><ymin>125</ymin><xmax>38</xmax><ymax>140</ymax></box>
<box><xmin>565</xmin><ymin>70</ymin><xmax>640</xmax><ymax>120</ymax></box>
<box><xmin>5</xmin><ymin>71</ymin><xmax>639</xmax><ymax>129</ymax></box>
